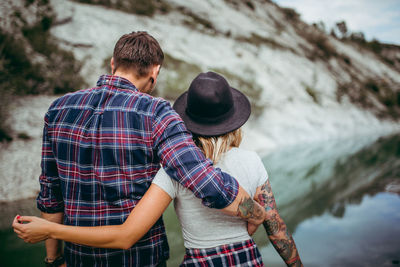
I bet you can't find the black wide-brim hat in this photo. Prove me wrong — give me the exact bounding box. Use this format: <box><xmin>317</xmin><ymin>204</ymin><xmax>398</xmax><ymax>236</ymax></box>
<box><xmin>173</xmin><ymin>72</ymin><xmax>251</xmax><ymax>137</ymax></box>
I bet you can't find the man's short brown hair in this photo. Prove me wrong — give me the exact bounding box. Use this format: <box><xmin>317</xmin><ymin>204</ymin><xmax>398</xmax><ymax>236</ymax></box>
<box><xmin>113</xmin><ymin>31</ymin><xmax>164</xmax><ymax>78</ymax></box>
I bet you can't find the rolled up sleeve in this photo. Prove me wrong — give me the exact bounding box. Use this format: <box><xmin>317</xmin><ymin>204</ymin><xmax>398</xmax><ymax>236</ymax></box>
<box><xmin>152</xmin><ymin>100</ymin><xmax>239</xmax><ymax>209</ymax></box>
<box><xmin>36</xmin><ymin>112</ymin><xmax>64</xmax><ymax>213</ymax></box>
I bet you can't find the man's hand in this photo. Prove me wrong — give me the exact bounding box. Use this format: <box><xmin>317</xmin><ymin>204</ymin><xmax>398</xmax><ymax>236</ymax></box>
<box><xmin>247</xmin><ymin>222</ymin><xmax>259</xmax><ymax>235</ymax></box>
<box><xmin>221</xmin><ymin>185</ymin><xmax>266</xmax><ymax>226</ymax></box>
<box><xmin>237</xmin><ymin>196</ymin><xmax>266</xmax><ymax>225</ymax></box>
<box><xmin>41</xmin><ymin>212</ymin><xmax>64</xmax><ymax>263</ymax></box>
<box><xmin>13</xmin><ymin>213</ymin><xmax>66</xmax><ymax>265</ymax></box>
<box><xmin>12</xmin><ymin>215</ymin><xmax>52</xmax><ymax>243</ymax></box>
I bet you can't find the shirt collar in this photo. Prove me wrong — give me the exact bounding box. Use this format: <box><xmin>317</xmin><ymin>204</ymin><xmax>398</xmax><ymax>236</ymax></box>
<box><xmin>96</xmin><ymin>75</ymin><xmax>138</xmax><ymax>92</ymax></box>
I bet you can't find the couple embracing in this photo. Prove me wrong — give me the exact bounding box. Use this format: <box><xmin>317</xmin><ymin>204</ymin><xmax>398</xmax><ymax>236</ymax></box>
<box><xmin>13</xmin><ymin>32</ymin><xmax>302</xmax><ymax>267</ymax></box>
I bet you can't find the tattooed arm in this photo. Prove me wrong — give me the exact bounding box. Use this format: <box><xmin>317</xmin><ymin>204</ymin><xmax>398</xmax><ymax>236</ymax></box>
<box><xmin>256</xmin><ymin>180</ymin><xmax>303</xmax><ymax>267</ymax></box>
<box><xmin>221</xmin><ymin>185</ymin><xmax>266</xmax><ymax>225</ymax></box>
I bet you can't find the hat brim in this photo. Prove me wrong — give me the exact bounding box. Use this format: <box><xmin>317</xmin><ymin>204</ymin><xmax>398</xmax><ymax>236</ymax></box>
<box><xmin>173</xmin><ymin>87</ymin><xmax>251</xmax><ymax>137</ymax></box>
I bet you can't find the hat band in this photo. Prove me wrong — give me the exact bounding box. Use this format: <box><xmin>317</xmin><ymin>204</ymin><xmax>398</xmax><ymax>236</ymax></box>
<box><xmin>185</xmin><ymin>105</ymin><xmax>235</xmax><ymax>124</ymax></box>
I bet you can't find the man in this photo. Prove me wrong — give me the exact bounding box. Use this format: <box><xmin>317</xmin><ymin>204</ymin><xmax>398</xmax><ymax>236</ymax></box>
<box><xmin>36</xmin><ymin>31</ymin><xmax>266</xmax><ymax>266</ymax></box>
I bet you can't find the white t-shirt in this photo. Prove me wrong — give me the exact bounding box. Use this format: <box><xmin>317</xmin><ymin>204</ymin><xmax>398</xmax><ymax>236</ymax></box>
<box><xmin>152</xmin><ymin>147</ymin><xmax>268</xmax><ymax>249</ymax></box>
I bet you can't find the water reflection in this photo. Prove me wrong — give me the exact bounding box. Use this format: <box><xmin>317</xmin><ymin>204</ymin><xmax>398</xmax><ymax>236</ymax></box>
<box><xmin>1</xmin><ymin>134</ymin><xmax>399</xmax><ymax>266</ymax></box>
<box><xmin>258</xmin><ymin>192</ymin><xmax>400</xmax><ymax>267</ymax></box>
<box><xmin>251</xmin><ymin>134</ymin><xmax>400</xmax><ymax>266</ymax></box>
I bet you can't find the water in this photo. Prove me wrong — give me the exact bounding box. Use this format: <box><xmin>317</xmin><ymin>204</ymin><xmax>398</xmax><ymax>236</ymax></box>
<box><xmin>1</xmin><ymin>134</ymin><xmax>399</xmax><ymax>266</ymax></box>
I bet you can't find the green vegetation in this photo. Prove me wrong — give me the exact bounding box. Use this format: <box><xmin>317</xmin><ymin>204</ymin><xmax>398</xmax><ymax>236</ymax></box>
<box><xmin>353</xmin><ymin>37</ymin><xmax>383</xmax><ymax>54</ymax></box>
<box><xmin>328</xmin><ymin>21</ymin><xmax>400</xmax><ymax>71</ymax></box>
<box><xmin>304</xmin><ymin>85</ymin><xmax>320</xmax><ymax>104</ymax></box>
<box><xmin>281</xmin><ymin>7</ymin><xmax>300</xmax><ymax>21</ymax></box>
<box><xmin>235</xmin><ymin>33</ymin><xmax>287</xmax><ymax>50</ymax></box>
<box><xmin>244</xmin><ymin>0</ymin><xmax>255</xmax><ymax>10</ymax></box>
<box><xmin>337</xmin><ymin>78</ymin><xmax>400</xmax><ymax>119</ymax></box>
<box><xmin>71</xmin><ymin>0</ymin><xmax>171</xmax><ymax>16</ymax></box>
<box><xmin>178</xmin><ymin>7</ymin><xmax>216</xmax><ymax>33</ymax></box>
<box><xmin>302</xmin><ymin>72</ymin><xmax>321</xmax><ymax>105</ymax></box>
<box><xmin>299</xmin><ymin>25</ymin><xmax>353</xmax><ymax>64</ymax></box>
<box><xmin>155</xmin><ymin>53</ymin><xmax>202</xmax><ymax>100</ymax></box>
<box><xmin>0</xmin><ymin>0</ymin><xmax>86</xmax><ymax>141</ymax></box>
<box><xmin>365</xmin><ymin>79</ymin><xmax>400</xmax><ymax>118</ymax></box>
<box><xmin>348</xmin><ymin>34</ymin><xmax>400</xmax><ymax>70</ymax></box>
<box><xmin>336</xmin><ymin>83</ymin><xmax>349</xmax><ymax>103</ymax></box>
<box><xmin>223</xmin><ymin>0</ymin><xmax>258</xmax><ymax>10</ymax></box>
<box><xmin>303</xmin><ymin>162</ymin><xmax>322</xmax><ymax>179</ymax></box>
<box><xmin>297</xmin><ymin>20</ymin><xmax>400</xmax><ymax>118</ymax></box>
<box><xmin>333</xmin><ymin>21</ymin><xmax>389</xmax><ymax>54</ymax></box>
<box><xmin>0</xmin><ymin>114</ymin><xmax>12</xmax><ymax>142</ymax></box>
<box><xmin>302</xmin><ymin>28</ymin><xmax>337</xmax><ymax>60</ymax></box>
<box><xmin>17</xmin><ymin>132</ymin><xmax>31</xmax><ymax>140</ymax></box>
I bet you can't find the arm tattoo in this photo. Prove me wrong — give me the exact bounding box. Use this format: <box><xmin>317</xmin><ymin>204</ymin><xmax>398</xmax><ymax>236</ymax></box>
<box><xmin>266</xmin><ymin>217</ymin><xmax>302</xmax><ymax>267</ymax></box>
<box><xmin>257</xmin><ymin>180</ymin><xmax>277</xmax><ymax>211</ymax></box>
<box><xmin>263</xmin><ymin>213</ymin><xmax>280</xmax><ymax>235</ymax></box>
<box><xmin>273</xmin><ymin>239</ymin><xmax>295</xmax><ymax>260</ymax></box>
<box><xmin>257</xmin><ymin>180</ymin><xmax>303</xmax><ymax>266</ymax></box>
<box><xmin>237</xmin><ymin>197</ymin><xmax>264</xmax><ymax>222</ymax></box>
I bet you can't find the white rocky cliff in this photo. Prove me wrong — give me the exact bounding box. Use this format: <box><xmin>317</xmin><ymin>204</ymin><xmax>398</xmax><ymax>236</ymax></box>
<box><xmin>0</xmin><ymin>0</ymin><xmax>399</xmax><ymax>201</ymax></box>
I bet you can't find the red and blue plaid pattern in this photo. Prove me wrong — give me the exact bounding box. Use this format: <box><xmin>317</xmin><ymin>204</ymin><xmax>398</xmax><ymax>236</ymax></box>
<box><xmin>37</xmin><ymin>75</ymin><xmax>239</xmax><ymax>266</ymax></box>
<box><xmin>181</xmin><ymin>239</ymin><xmax>264</xmax><ymax>267</ymax></box>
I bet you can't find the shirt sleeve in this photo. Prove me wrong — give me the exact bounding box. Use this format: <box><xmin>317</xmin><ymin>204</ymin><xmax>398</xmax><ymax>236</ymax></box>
<box><xmin>36</xmin><ymin>111</ymin><xmax>64</xmax><ymax>213</ymax></box>
<box><xmin>152</xmin><ymin>100</ymin><xmax>239</xmax><ymax>209</ymax></box>
<box><xmin>152</xmin><ymin>168</ymin><xmax>178</xmax><ymax>199</ymax></box>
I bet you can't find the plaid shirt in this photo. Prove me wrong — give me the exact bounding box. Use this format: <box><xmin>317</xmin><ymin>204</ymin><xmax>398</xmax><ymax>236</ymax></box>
<box><xmin>37</xmin><ymin>75</ymin><xmax>239</xmax><ymax>267</ymax></box>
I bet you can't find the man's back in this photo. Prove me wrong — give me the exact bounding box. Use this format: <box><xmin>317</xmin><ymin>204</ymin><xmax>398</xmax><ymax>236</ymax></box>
<box><xmin>38</xmin><ymin>75</ymin><xmax>170</xmax><ymax>266</ymax></box>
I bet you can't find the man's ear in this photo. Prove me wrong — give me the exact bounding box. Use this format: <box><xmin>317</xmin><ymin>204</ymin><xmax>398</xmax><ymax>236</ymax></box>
<box><xmin>149</xmin><ymin>65</ymin><xmax>161</xmax><ymax>87</ymax></box>
<box><xmin>151</xmin><ymin>65</ymin><xmax>161</xmax><ymax>78</ymax></box>
<box><xmin>110</xmin><ymin>57</ymin><xmax>115</xmax><ymax>74</ymax></box>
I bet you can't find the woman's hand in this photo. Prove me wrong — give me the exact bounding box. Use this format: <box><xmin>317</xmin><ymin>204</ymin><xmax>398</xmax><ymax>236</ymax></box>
<box><xmin>12</xmin><ymin>215</ymin><xmax>53</xmax><ymax>243</ymax></box>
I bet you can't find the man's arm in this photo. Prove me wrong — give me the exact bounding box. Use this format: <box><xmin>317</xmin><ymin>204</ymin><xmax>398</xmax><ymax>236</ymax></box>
<box><xmin>152</xmin><ymin>101</ymin><xmax>265</xmax><ymax>224</ymax></box>
<box><xmin>41</xmin><ymin>212</ymin><xmax>64</xmax><ymax>264</ymax></box>
<box><xmin>256</xmin><ymin>180</ymin><xmax>303</xmax><ymax>267</ymax></box>
<box><xmin>37</xmin><ymin>111</ymin><xmax>65</xmax><ymax>264</ymax></box>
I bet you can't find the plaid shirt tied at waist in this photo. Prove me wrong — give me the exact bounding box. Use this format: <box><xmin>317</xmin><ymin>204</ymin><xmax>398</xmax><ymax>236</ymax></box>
<box><xmin>37</xmin><ymin>75</ymin><xmax>239</xmax><ymax>266</ymax></box>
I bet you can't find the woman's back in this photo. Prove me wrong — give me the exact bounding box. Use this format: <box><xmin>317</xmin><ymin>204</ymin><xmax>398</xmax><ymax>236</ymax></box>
<box><xmin>153</xmin><ymin>147</ymin><xmax>268</xmax><ymax>248</ymax></box>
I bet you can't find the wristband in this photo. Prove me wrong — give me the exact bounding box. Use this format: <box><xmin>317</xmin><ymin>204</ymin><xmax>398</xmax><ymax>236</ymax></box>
<box><xmin>44</xmin><ymin>255</ymin><xmax>65</xmax><ymax>267</ymax></box>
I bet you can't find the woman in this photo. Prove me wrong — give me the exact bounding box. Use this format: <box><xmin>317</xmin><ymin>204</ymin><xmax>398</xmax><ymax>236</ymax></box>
<box><xmin>13</xmin><ymin>72</ymin><xmax>302</xmax><ymax>266</ymax></box>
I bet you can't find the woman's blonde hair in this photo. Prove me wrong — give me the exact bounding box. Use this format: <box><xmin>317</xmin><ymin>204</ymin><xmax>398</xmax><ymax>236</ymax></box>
<box><xmin>193</xmin><ymin>128</ymin><xmax>243</xmax><ymax>164</ymax></box>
